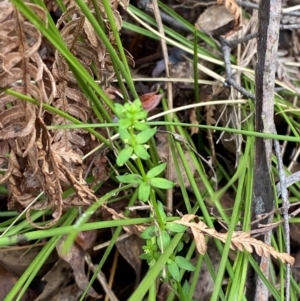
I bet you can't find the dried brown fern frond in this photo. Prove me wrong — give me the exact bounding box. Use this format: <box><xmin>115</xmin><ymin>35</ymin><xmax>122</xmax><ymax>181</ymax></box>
<box><xmin>50</xmin><ymin>1</ymin><xmax>131</xmax><ymax>189</ymax></box>
<box><xmin>0</xmin><ymin>2</ymin><xmax>97</xmax><ymax>228</ymax></box>
<box><xmin>0</xmin><ymin>2</ymin><xmax>54</xmax><ymax>160</ymax></box>
<box><xmin>50</xmin><ymin>0</ymin><xmax>126</xmax><ymax>176</ymax></box>
<box><xmin>53</xmin><ymin>0</ymin><xmax>132</xmax><ymax>86</ymax></box>
<box><xmin>48</xmin><ymin>1</ymin><xmax>133</xmax><ymax>214</ymax></box>
<box><xmin>216</xmin><ymin>0</ymin><xmax>240</xmax><ymax>22</ymax></box>
<box><xmin>0</xmin><ymin>3</ymin><xmax>56</xmax><ymax>218</ymax></box>
<box><xmin>0</xmin><ymin>2</ymin><xmax>55</xmax><ymax>140</ymax></box>
<box><xmin>174</xmin><ymin>214</ymin><xmax>295</xmax><ymax>265</ymax></box>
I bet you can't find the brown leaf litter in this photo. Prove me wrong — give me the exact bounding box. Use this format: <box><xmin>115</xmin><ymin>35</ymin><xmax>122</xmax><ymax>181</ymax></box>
<box><xmin>0</xmin><ymin>1</ymin><xmax>129</xmax><ymax>228</ymax></box>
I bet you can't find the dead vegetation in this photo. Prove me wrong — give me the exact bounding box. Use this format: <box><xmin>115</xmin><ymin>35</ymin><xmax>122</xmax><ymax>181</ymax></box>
<box><xmin>0</xmin><ymin>0</ymin><xmax>126</xmax><ymax>228</ymax></box>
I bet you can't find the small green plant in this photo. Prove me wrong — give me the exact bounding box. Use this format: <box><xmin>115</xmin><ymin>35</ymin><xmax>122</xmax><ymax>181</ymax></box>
<box><xmin>140</xmin><ymin>202</ymin><xmax>195</xmax><ymax>283</ymax></box>
<box><xmin>115</xmin><ymin>100</ymin><xmax>195</xmax><ymax>293</ymax></box>
<box><xmin>115</xmin><ymin>98</ymin><xmax>174</xmax><ymax>202</ymax></box>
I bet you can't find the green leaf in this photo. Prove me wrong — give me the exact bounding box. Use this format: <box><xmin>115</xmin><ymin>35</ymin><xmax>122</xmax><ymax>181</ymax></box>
<box><xmin>135</xmin><ymin>127</ymin><xmax>156</xmax><ymax>144</ymax></box>
<box><xmin>116</xmin><ymin>146</ymin><xmax>133</xmax><ymax>166</ymax></box>
<box><xmin>135</xmin><ymin>111</ymin><xmax>148</xmax><ymax>120</ymax></box>
<box><xmin>167</xmin><ymin>258</ymin><xmax>173</xmax><ymax>265</ymax></box>
<box><xmin>168</xmin><ymin>261</ymin><xmax>180</xmax><ymax>282</ymax></box>
<box><xmin>176</xmin><ymin>241</ymin><xmax>184</xmax><ymax>253</ymax></box>
<box><xmin>135</xmin><ymin>122</ymin><xmax>149</xmax><ymax>131</ymax></box>
<box><xmin>141</xmin><ymin>225</ymin><xmax>158</xmax><ymax>239</ymax></box>
<box><xmin>114</xmin><ymin>103</ymin><xmax>125</xmax><ymax>117</ymax></box>
<box><xmin>182</xmin><ymin>281</ymin><xmax>191</xmax><ymax>300</ymax></box>
<box><xmin>140</xmin><ymin>253</ymin><xmax>148</xmax><ymax>260</ymax></box>
<box><xmin>146</xmin><ymin>163</ymin><xmax>167</xmax><ymax>178</ymax></box>
<box><xmin>138</xmin><ymin>182</ymin><xmax>151</xmax><ymax>201</ymax></box>
<box><xmin>157</xmin><ymin>230</ymin><xmax>171</xmax><ymax>251</ymax></box>
<box><xmin>174</xmin><ymin>256</ymin><xmax>196</xmax><ymax>271</ymax></box>
<box><xmin>119</xmin><ymin>118</ymin><xmax>132</xmax><ymax>129</ymax></box>
<box><xmin>132</xmin><ymin>98</ymin><xmax>142</xmax><ymax>108</ymax></box>
<box><xmin>134</xmin><ymin>145</ymin><xmax>150</xmax><ymax>160</ymax></box>
<box><xmin>116</xmin><ymin>174</ymin><xmax>143</xmax><ymax>184</ymax></box>
<box><xmin>157</xmin><ymin>201</ymin><xmax>167</xmax><ymax>222</ymax></box>
<box><xmin>150</xmin><ymin>178</ymin><xmax>175</xmax><ymax>189</ymax></box>
<box><xmin>165</xmin><ymin>223</ymin><xmax>187</xmax><ymax>233</ymax></box>
<box><xmin>118</xmin><ymin>128</ymin><xmax>131</xmax><ymax>142</ymax></box>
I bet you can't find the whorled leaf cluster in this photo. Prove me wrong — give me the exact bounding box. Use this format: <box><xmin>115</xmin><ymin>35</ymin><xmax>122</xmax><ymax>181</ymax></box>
<box><xmin>0</xmin><ymin>0</ymin><xmax>127</xmax><ymax>228</ymax></box>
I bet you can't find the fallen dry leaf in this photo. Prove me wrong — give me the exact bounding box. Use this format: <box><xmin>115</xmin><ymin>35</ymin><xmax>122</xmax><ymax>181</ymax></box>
<box><xmin>0</xmin><ymin>245</ymin><xmax>57</xmax><ymax>277</ymax></box>
<box><xmin>34</xmin><ymin>259</ymin><xmax>73</xmax><ymax>301</ymax></box>
<box><xmin>195</xmin><ymin>4</ymin><xmax>239</xmax><ymax>37</ymax></box>
<box><xmin>0</xmin><ymin>264</ymin><xmax>29</xmax><ymax>301</ymax></box>
<box><xmin>115</xmin><ymin>233</ymin><xmax>143</xmax><ymax>287</ymax></box>
<box><xmin>140</xmin><ymin>91</ymin><xmax>163</xmax><ymax>112</ymax></box>
<box><xmin>56</xmin><ymin>236</ymin><xmax>101</xmax><ymax>299</ymax></box>
<box><xmin>75</xmin><ymin>228</ymin><xmax>97</xmax><ymax>251</ymax></box>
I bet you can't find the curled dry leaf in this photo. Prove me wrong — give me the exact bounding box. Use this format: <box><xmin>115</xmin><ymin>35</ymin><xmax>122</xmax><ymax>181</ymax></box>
<box><xmin>53</xmin><ymin>0</ymin><xmax>132</xmax><ymax>86</ymax></box>
<box><xmin>196</xmin><ymin>3</ymin><xmax>240</xmax><ymax>37</ymax></box>
<box><xmin>140</xmin><ymin>92</ymin><xmax>163</xmax><ymax>112</ymax></box>
<box><xmin>190</xmin><ymin>224</ymin><xmax>207</xmax><ymax>255</ymax></box>
<box><xmin>174</xmin><ymin>214</ymin><xmax>295</xmax><ymax>265</ymax></box>
<box><xmin>0</xmin><ymin>3</ymin><xmax>61</xmax><ymax>227</ymax></box>
<box><xmin>0</xmin><ymin>0</ymin><xmax>133</xmax><ymax>229</ymax></box>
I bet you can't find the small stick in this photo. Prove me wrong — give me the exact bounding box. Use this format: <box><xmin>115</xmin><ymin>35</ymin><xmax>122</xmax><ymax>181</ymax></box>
<box><xmin>216</xmin><ymin>36</ymin><xmax>255</xmax><ymax>100</ymax></box>
<box><xmin>273</xmin><ymin>129</ymin><xmax>291</xmax><ymax>299</ymax></box>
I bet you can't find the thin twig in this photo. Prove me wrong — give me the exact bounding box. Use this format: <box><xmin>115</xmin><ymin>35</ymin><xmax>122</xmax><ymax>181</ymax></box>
<box><xmin>216</xmin><ymin>36</ymin><xmax>255</xmax><ymax>100</ymax></box>
<box><xmin>85</xmin><ymin>255</ymin><xmax>119</xmax><ymax>301</ymax></box>
<box><xmin>273</xmin><ymin>129</ymin><xmax>291</xmax><ymax>301</ymax></box>
<box><xmin>224</xmin><ymin>32</ymin><xmax>258</xmax><ymax>48</ymax></box>
<box><xmin>280</xmin><ymin>23</ymin><xmax>300</xmax><ymax>29</ymax></box>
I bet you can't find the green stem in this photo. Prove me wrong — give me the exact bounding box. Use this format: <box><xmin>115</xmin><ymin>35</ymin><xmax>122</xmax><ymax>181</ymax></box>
<box><xmin>136</xmin><ymin>157</ymin><xmax>147</xmax><ymax>179</ymax></box>
<box><xmin>150</xmin><ymin>190</ymin><xmax>164</xmax><ymax>230</ymax></box>
<box><xmin>128</xmin><ymin>127</ymin><xmax>147</xmax><ymax>177</ymax></box>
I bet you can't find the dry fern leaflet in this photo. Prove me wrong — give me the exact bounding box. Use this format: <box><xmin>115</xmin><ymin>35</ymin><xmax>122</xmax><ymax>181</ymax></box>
<box><xmin>174</xmin><ymin>214</ymin><xmax>295</xmax><ymax>265</ymax></box>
